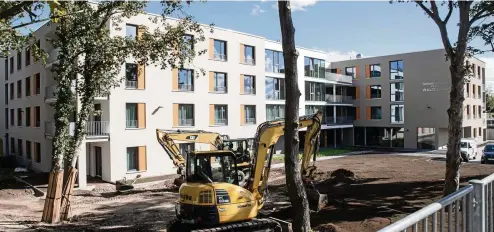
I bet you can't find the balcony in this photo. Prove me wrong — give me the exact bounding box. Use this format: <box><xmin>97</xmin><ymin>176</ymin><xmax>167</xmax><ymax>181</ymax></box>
<box><xmin>45</xmin><ymin>48</ymin><xmax>60</xmax><ymax>68</ymax></box>
<box><xmin>44</xmin><ymin>81</ymin><xmax>76</xmax><ymax>103</ymax></box>
<box><xmin>45</xmin><ymin>121</ymin><xmax>110</xmax><ymax>140</ymax></box>
<box><xmin>324</xmin><ymin>116</ymin><xmax>355</xmax><ymax>125</ymax></box>
<box><xmin>325</xmin><ymin>72</ymin><xmax>353</xmax><ymax>84</ymax></box>
<box><xmin>325</xmin><ymin>94</ymin><xmax>353</xmax><ymax>104</ymax></box>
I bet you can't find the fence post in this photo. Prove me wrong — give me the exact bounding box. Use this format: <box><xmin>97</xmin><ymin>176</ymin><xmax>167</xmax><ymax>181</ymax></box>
<box><xmin>470</xmin><ymin>180</ymin><xmax>486</xmax><ymax>232</ymax></box>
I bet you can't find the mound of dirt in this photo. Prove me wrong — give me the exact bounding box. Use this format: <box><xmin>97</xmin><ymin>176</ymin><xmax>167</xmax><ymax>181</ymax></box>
<box><xmin>329</xmin><ymin>169</ymin><xmax>359</xmax><ymax>184</ymax></box>
<box><xmin>314</xmin><ymin>223</ymin><xmax>348</xmax><ymax>232</ymax></box>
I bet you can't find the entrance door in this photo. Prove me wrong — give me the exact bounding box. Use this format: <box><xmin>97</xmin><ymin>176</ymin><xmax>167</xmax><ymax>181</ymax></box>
<box><xmin>95</xmin><ymin>146</ymin><xmax>102</xmax><ymax>177</ymax></box>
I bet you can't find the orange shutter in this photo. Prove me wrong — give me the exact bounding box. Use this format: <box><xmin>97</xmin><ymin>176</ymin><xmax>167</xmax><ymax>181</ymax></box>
<box><xmin>137</xmin><ymin>103</ymin><xmax>146</xmax><ymax>128</ymax></box>
<box><xmin>356</xmin><ymin>107</ymin><xmax>360</xmax><ymax>120</ymax></box>
<box><xmin>173</xmin><ymin>104</ymin><xmax>179</xmax><ymax>126</ymax></box>
<box><xmin>366</xmin><ymin>106</ymin><xmax>371</xmax><ymax>120</ymax></box>
<box><xmin>137</xmin><ymin>63</ymin><xmax>145</xmax><ymax>90</ymax></box>
<box><xmin>239</xmin><ymin>44</ymin><xmax>245</xmax><ymax>64</ymax></box>
<box><xmin>240</xmin><ymin>104</ymin><xmax>245</xmax><ymax>125</ymax></box>
<box><xmin>355</xmin><ymin>66</ymin><xmax>360</xmax><ymax>80</ymax></box>
<box><xmin>209</xmin><ymin>104</ymin><xmax>214</xmax><ymax>125</ymax></box>
<box><xmin>355</xmin><ymin>86</ymin><xmax>360</xmax><ymax>99</ymax></box>
<box><xmin>209</xmin><ymin>72</ymin><xmax>214</xmax><ymax>92</ymax></box>
<box><xmin>137</xmin><ymin>25</ymin><xmax>143</xmax><ymax>40</ymax></box>
<box><xmin>138</xmin><ymin>146</ymin><xmax>147</xmax><ymax>171</ymax></box>
<box><xmin>172</xmin><ymin>68</ymin><xmax>178</xmax><ymax>90</ymax></box>
<box><xmin>209</xmin><ymin>39</ymin><xmax>214</xmax><ymax>59</ymax></box>
<box><xmin>336</xmin><ymin>68</ymin><xmax>341</xmax><ymax>74</ymax></box>
<box><xmin>365</xmin><ymin>65</ymin><xmax>370</xmax><ymax>78</ymax></box>
<box><xmin>366</xmin><ymin>85</ymin><xmax>371</xmax><ymax>99</ymax></box>
<box><xmin>240</xmin><ymin>74</ymin><xmax>244</xmax><ymax>94</ymax></box>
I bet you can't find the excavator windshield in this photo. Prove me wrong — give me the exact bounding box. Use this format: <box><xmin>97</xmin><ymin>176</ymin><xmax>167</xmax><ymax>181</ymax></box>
<box><xmin>186</xmin><ymin>151</ymin><xmax>239</xmax><ymax>185</ymax></box>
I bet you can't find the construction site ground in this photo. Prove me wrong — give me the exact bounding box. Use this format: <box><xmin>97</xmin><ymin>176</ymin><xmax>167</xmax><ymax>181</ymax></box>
<box><xmin>1</xmin><ymin>152</ymin><xmax>494</xmax><ymax>232</ymax></box>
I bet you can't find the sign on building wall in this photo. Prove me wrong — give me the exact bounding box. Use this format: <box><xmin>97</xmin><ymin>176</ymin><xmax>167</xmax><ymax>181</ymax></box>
<box><xmin>422</xmin><ymin>81</ymin><xmax>450</xmax><ymax>92</ymax></box>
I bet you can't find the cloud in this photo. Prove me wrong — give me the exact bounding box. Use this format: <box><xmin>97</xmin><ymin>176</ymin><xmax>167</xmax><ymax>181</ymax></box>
<box><xmin>272</xmin><ymin>0</ymin><xmax>318</xmax><ymax>12</ymax></box>
<box><xmin>251</xmin><ymin>4</ymin><xmax>266</xmax><ymax>16</ymax></box>
<box><xmin>325</xmin><ymin>50</ymin><xmax>365</xmax><ymax>63</ymax></box>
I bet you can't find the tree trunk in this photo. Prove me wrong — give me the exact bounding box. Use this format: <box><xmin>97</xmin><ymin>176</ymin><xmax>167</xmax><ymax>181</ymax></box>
<box><xmin>278</xmin><ymin>1</ymin><xmax>311</xmax><ymax>231</ymax></box>
<box><xmin>41</xmin><ymin>170</ymin><xmax>64</xmax><ymax>223</ymax></box>
<box><xmin>60</xmin><ymin>167</ymin><xmax>78</xmax><ymax>220</ymax></box>
<box><xmin>443</xmin><ymin>67</ymin><xmax>465</xmax><ymax>196</ymax></box>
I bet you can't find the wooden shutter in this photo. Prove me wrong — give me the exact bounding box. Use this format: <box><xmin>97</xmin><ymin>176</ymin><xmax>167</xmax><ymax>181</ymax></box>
<box><xmin>209</xmin><ymin>104</ymin><xmax>214</xmax><ymax>125</ymax></box>
<box><xmin>356</xmin><ymin>107</ymin><xmax>360</xmax><ymax>120</ymax></box>
<box><xmin>137</xmin><ymin>103</ymin><xmax>146</xmax><ymax>129</ymax></box>
<box><xmin>336</xmin><ymin>68</ymin><xmax>341</xmax><ymax>74</ymax></box>
<box><xmin>209</xmin><ymin>39</ymin><xmax>214</xmax><ymax>59</ymax></box>
<box><xmin>366</xmin><ymin>106</ymin><xmax>371</xmax><ymax>120</ymax></box>
<box><xmin>239</xmin><ymin>44</ymin><xmax>245</xmax><ymax>64</ymax></box>
<box><xmin>137</xmin><ymin>63</ymin><xmax>145</xmax><ymax>90</ymax></box>
<box><xmin>355</xmin><ymin>66</ymin><xmax>360</xmax><ymax>80</ymax></box>
<box><xmin>240</xmin><ymin>74</ymin><xmax>244</xmax><ymax>94</ymax></box>
<box><xmin>209</xmin><ymin>72</ymin><xmax>214</xmax><ymax>92</ymax></box>
<box><xmin>365</xmin><ymin>65</ymin><xmax>370</xmax><ymax>78</ymax></box>
<box><xmin>355</xmin><ymin>86</ymin><xmax>360</xmax><ymax>99</ymax></box>
<box><xmin>172</xmin><ymin>68</ymin><xmax>178</xmax><ymax>90</ymax></box>
<box><xmin>137</xmin><ymin>25</ymin><xmax>143</xmax><ymax>40</ymax></box>
<box><xmin>138</xmin><ymin>146</ymin><xmax>147</xmax><ymax>171</ymax></box>
<box><xmin>366</xmin><ymin>85</ymin><xmax>371</xmax><ymax>99</ymax></box>
<box><xmin>240</xmin><ymin>104</ymin><xmax>245</xmax><ymax>125</ymax></box>
<box><xmin>173</xmin><ymin>104</ymin><xmax>179</xmax><ymax>126</ymax></box>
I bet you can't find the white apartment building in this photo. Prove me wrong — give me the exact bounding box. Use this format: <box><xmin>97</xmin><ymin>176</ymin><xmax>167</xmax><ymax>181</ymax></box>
<box><xmin>0</xmin><ymin>12</ymin><xmax>354</xmax><ymax>188</ymax></box>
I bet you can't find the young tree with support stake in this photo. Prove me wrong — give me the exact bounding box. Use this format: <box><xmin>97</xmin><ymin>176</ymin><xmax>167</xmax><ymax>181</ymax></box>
<box><xmin>41</xmin><ymin>0</ymin><xmax>208</xmax><ymax>223</ymax></box>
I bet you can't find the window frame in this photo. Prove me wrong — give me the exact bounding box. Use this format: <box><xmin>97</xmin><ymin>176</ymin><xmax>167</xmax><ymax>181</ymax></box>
<box><xmin>369</xmin><ymin>64</ymin><xmax>381</xmax><ymax>78</ymax></box>
<box><xmin>390</xmin><ymin>82</ymin><xmax>404</xmax><ymax>102</ymax></box>
<box><xmin>183</xmin><ymin>34</ymin><xmax>194</xmax><ymax>53</ymax></box>
<box><xmin>244</xmin><ymin>45</ymin><xmax>255</xmax><ymax>65</ymax></box>
<box><xmin>125</xmin><ymin>24</ymin><xmax>138</xmax><ymax>39</ymax></box>
<box><xmin>213</xmin><ymin>72</ymin><xmax>227</xmax><ymax>93</ymax></box>
<box><xmin>178</xmin><ymin>104</ymin><xmax>195</xmax><ymax>126</ymax></box>
<box><xmin>178</xmin><ymin>68</ymin><xmax>194</xmax><ymax>91</ymax></box>
<box><xmin>304</xmin><ymin>56</ymin><xmax>326</xmax><ymax>78</ymax></box>
<box><xmin>390</xmin><ymin>60</ymin><xmax>404</xmax><ymax>80</ymax></box>
<box><xmin>126</xmin><ymin>103</ymin><xmax>138</xmax><ymax>128</ymax></box>
<box><xmin>370</xmin><ymin>106</ymin><xmax>382</xmax><ymax>120</ymax></box>
<box><xmin>244</xmin><ymin>105</ymin><xmax>256</xmax><ymax>125</ymax></box>
<box><xmin>345</xmin><ymin>66</ymin><xmax>356</xmax><ymax>79</ymax></box>
<box><xmin>26</xmin><ymin>140</ymin><xmax>32</xmax><ymax>160</ymax></box>
<box><xmin>390</xmin><ymin>104</ymin><xmax>405</xmax><ymax>124</ymax></box>
<box><xmin>305</xmin><ymin>81</ymin><xmax>325</xmax><ymax>101</ymax></box>
<box><xmin>266</xmin><ymin>105</ymin><xmax>285</xmax><ymax>121</ymax></box>
<box><xmin>213</xmin><ymin>39</ymin><xmax>227</xmax><ymax>61</ymax></box>
<box><xmin>266</xmin><ymin>77</ymin><xmax>285</xmax><ymax>100</ymax></box>
<box><xmin>17</xmin><ymin>51</ymin><xmax>22</xmax><ymax>70</ymax></box>
<box><xmin>243</xmin><ymin>75</ymin><xmax>256</xmax><ymax>95</ymax></box>
<box><xmin>214</xmin><ymin>105</ymin><xmax>228</xmax><ymax>125</ymax></box>
<box><xmin>25</xmin><ymin>107</ymin><xmax>31</xmax><ymax>127</ymax></box>
<box><xmin>265</xmin><ymin>49</ymin><xmax>284</xmax><ymax>74</ymax></box>
<box><xmin>10</xmin><ymin>109</ymin><xmax>14</xmax><ymax>126</ymax></box>
<box><xmin>17</xmin><ymin>108</ymin><xmax>22</xmax><ymax>127</ymax></box>
<box><xmin>34</xmin><ymin>73</ymin><xmax>40</xmax><ymax>95</ymax></box>
<box><xmin>126</xmin><ymin>147</ymin><xmax>138</xmax><ymax>172</ymax></box>
<box><xmin>25</xmin><ymin>47</ymin><xmax>31</xmax><ymax>67</ymax></box>
<box><xmin>9</xmin><ymin>83</ymin><xmax>14</xmax><ymax>100</ymax></box>
<box><xmin>25</xmin><ymin>76</ymin><xmax>31</xmax><ymax>97</ymax></box>
<box><xmin>370</xmin><ymin>85</ymin><xmax>382</xmax><ymax>99</ymax></box>
<box><xmin>17</xmin><ymin>139</ymin><xmax>22</xmax><ymax>157</ymax></box>
<box><xmin>9</xmin><ymin>57</ymin><xmax>14</xmax><ymax>74</ymax></box>
<box><xmin>17</xmin><ymin>80</ymin><xmax>22</xmax><ymax>98</ymax></box>
<box><xmin>35</xmin><ymin>106</ymin><xmax>40</xmax><ymax>127</ymax></box>
<box><xmin>125</xmin><ymin>63</ymin><xmax>138</xmax><ymax>89</ymax></box>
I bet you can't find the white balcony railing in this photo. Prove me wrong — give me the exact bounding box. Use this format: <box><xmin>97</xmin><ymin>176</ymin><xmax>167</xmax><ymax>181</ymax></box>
<box><xmin>178</xmin><ymin>84</ymin><xmax>193</xmax><ymax>91</ymax></box>
<box><xmin>86</xmin><ymin>121</ymin><xmax>110</xmax><ymax>137</ymax></box>
<box><xmin>245</xmin><ymin>118</ymin><xmax>256</xmax><ymax>124</ymax></box>
<box><xmin>244</xmin><ymin>58</ymin><xmax>255</xmax><ymax>65</ymax></box>
<box><xmin>46</xmin><ymin>48</ymin><xmax>60</xmax><ymax>65</ymax></box>
<box><xmin>214</xmin><ymin>53</ymin><xmax>227</xmax><ymax>61</ymax></box>
<box><xmin>126</xmin><ymin>80</ymin><xmax>137</xmax><ymax>89</ymax></box>
<box><xmin>214</xmin><ymin>86</ymin><xmax>227</xmax><ymax>93</ymax></box>
<box><xmin>44</xmin><ymin>81</ymin><xmax>76</xmax><ymax>100</ymax></box>
<box><xmin>325</xmin><ymin>72</ymin><xmax>353</xmax><ymax>84</ymax></box>
<box><xmin>179</xmin><ymin>119</ymin><xmax>194</xmax><ymax>126</ymax></box>
<box><xmin>214</xmin><ymin>118</ymin><xmax>227</xmax><ymax>125</ymax></box>
<box><xmin>45</xmin><ymin>121</ymin><xmax>75</xmax><ymax>136</ymax></box>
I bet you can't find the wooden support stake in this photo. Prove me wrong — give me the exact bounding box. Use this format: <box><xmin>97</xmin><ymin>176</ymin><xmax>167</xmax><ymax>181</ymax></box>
<box><xmin>60</xmin><ymin>167</ymin><xmax>78</xmax><ymax>221</ymax></box>
<box><xmin>41</xmin><ymin>170</ymin><xmax>64</xmax><ymax>223</ymax></box>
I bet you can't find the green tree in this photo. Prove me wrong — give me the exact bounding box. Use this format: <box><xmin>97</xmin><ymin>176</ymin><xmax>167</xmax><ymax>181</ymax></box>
<box><xmin>40</xmin><ymin>0</ymin><xmax>209</xmax><ymax>223</ymax></box>
<box><xmin>413</xmin><ymin>0</ymin><xmax>494</xmax><ymax>195</ymax></box>
<box><xmin>485</xmin><ymin>87</ymin><xmax>494</xmax><ymax>114</ymax></box>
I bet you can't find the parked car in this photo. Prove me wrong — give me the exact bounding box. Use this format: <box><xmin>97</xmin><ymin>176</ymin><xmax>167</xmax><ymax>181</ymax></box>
<box><xmin>481</xmin><ymin>144</ymin><xmax>494</xmax><ymax>164</ymax></box>
<box><xmin>460</xmin><ymin>138</ymin><xmax>477</xmax><ymax>162</ymax></box>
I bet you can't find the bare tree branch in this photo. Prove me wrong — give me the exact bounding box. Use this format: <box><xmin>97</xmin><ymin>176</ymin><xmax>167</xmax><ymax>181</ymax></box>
<box><xmin>415</xmin><ymin>1</ymin><xmax>454</xmax><ymax>57</ymax></box>
<box><xmin>444</xmin><ymin>0</ymin><xmax>453</xmax><ymax>24</ymax></box>
<box><xmin>0</xmin><ymin>1</ymin><xmax>35</xmax><ymax>20</ymax></box>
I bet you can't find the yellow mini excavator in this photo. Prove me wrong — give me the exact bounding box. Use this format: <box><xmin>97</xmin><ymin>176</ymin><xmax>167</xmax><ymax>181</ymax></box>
<box><xmin>156</xmin><ymin>129</ymin><xmax>253</xmax><ymax>186</ymax></box>
<box><xmin>167</xmin><ymin>111</ymin><xmax>326</xmax><ymax>232</ymax></box>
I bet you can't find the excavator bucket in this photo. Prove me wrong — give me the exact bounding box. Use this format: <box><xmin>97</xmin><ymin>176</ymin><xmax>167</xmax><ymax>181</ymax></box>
<box><xmin>306</xmin><ymin>185</ymin><xmax>328</xmax><ymax>212</ymax></box>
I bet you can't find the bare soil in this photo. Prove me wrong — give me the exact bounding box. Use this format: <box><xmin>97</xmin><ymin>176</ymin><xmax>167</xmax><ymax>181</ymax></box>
<box><xmin>0</xmin><ymin>154</ymin><xmax>493</xmax><ymax>232</ymax></box>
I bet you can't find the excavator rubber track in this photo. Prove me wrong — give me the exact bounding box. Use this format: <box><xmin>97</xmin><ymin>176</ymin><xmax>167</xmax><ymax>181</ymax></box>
<box><xmin>167</xmin><ymin>218</ymin><xmax>283</xmax><ymax>232</ymax></box>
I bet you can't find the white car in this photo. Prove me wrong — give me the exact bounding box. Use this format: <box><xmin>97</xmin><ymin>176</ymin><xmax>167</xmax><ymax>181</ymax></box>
<box><xmin>460</xmin><ymin>138</ymin><xmax>477</xmax><ymax>162</ymax></box>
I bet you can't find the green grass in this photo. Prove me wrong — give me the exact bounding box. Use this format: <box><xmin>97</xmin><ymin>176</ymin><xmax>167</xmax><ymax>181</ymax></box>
<box><xmin>272</xmin><ymin>148</ymin><xmax>353</xmax><ymax>161</ymax></box>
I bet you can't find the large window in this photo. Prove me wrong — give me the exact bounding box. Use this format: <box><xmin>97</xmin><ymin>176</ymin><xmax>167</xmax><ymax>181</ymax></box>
<box><xmin>305</xmin><ymin>81</ymin><xmax>325</xmax><ymax>101</ymax></box>
<box><xmin>9</xmin><ymin>57</ymin><xmax>13</xmax><ymax>74</ymax></box>
<box><xmin>244</xmin><ymin>45</ymin><xmax>255</xmax><ymax>65</ymax></box>
<box><xmin>390</xmin><ymin>83</ymin><xmax>404</xmax><ymax>102</ymax></box>
<box><xmin>17</xmin><ymin>80</ymin><xmax>22</xmax><ymax>98</ymax></box>
<box><xmin>391</xmin><ymin>105</ymin><xmax>404</xmax><ymax>124</ymax></box>
<box><xmin>9</xmin><ymin>83</ymin><xmax>13</xmax><ymax>100</ymax></box>
<box><xmin>25</xmin><ymin>77</ymin><xmax>31</xmax><ymax>97</ymax></box>
<box><xmin>126</xmin><ymin>103</ymin><xmax>138</xmax><ymax>128</ymax></box>
<box><xmin>25</xmin><ymin>141</ymin><xmax>31</xmax><ymax>160</ymax></box>
<box><xmin>478</xmin><ymin>86</ymin><xmax>482</xmax><ymax>98</ymax></box>
<box><xmin>178</xmin><ymin>69</ymin><xmax>194</xmax><ymax>91</ymax></box>
<box><xmin>17</xmin><ymin>108</ymin><xmax>22</xmax><ymax>126</ymax></box>
<box><xmin>243</xmin><ymin>75</ymin><xmax>255</xmax><ymax>94</ymax></box>
<box><xmin>244</xmin><ymin>105</ymin><xmax>256</xmax><ymax>124</ymax></box>
<box><xmin>125</xmin><ymin>24</ymin><xmax>137</xmax><ymax>39</ymax></box>
<box><xmin>127</xmin><ymin>147</ymin><xmax>138</xmax><ymax>171</ymax></box>
<box><xmin>10</xmin><ymin>109</ymin><xmax>14</xmax><ymax>126</ymax></box>
<box><xmin>213</xmin><ymin>72</ymin><xmax>227</xmax><ymax>93</ymax></box>
<box><xmin>125</xmin><ymin>63</ymin><xmax>138</xmax><ymax>89</ymax></box>
<box><xmin>213</xmin><ymin>39</ymin><xmax>227</xmax><ymax>61</ymax></box>
<box><xmin>17</xmin><ymin>51</ymin><xmax>21</xmax><ymax>70</ymax></box>
<box><xmin>34</xmin><ymin>73</ymin><xmax>40</xmax><ymax>95</ymax></box>
<box><xmin>266</xmin><ymin>105</ymin><xmax>285</xmax><ymax>121</ymax></box>
<box><xmin>25</xmin><ymin>107</ymin><xmax>31</xmax><ymax>127</ymax></box>
<box><xmin>183</xmin><ymin>35</ymin><xmax>194</xmax><ymax>52</ymax></box>
<box><xmin>304</xmin><ymin>57</ymin><xmax>325</xmax><ymax>78</ymax></box>
<box><xmin>25</xmin><ymin>48</ymin><xmax>31</xmax><ymax>66</ymax></box>
<box><xmin>35</xmin><ymin>106</ymin><xmax>40</xmax><ymax>127</ymax></box>
<box><xmin>179</xmin><ymin>104</ymin><xmax>194</xmax><ymax>126</ymax></box>
<box><xmin>390</xmin><ymin>60</ymin><xmax>404</xmax><ymax>80</ymax></box>
<box><xmin>214</xmin><ymin>105</ymin><xmax>228</xmax><ymax>125</ymax></box>
<box><xmin>345</xmin><ymin>67</ymin><xmax>356</xmax><ymax>79</ymax></box>
<box><xmin>370</xmin><ymin>64</ymin><xmax>381</xmax><ymax>78</ymax></box>
<box><xmin>266</xmin><ymin>77</ymin><xmax>285</xmax><ymax>100</ymax></box>
<box><xmin>371</xmin><ymin>106</ymin><xmax>382</xmax><ymax>120</ymax></box>
<box><xmin>265</xmin><ymin>49</ymin><xmax>284</xmax><ymax>73</ymax></box>
<box><xmin>370</xmin><ymin>85</ymin><xmax>381</xmax><ymax>99</ymax></box>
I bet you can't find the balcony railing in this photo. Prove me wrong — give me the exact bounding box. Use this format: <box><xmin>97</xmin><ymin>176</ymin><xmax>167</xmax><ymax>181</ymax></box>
<box><xmin>214</xmin><ymin>53</ymin><xmax>227</xmax><ymax>61</ymax></box>
<box><xmin>178</xmin><ymin>84</ymin><xmax>193</xmax><ymax>91</ymax></box>
<box><xmin>45</xmin><ymin>121</ymin><xmax>75</xmax><ymax>136</ymax></box>
<box><xmin>324</xmin><ymin>116</ymin><xmax>355</xmax><ymax>125</ymax></box>
<box><xmin>46</xmin><ymin>48</ymin><xmax>60</xmax><ymax>65</ymax></box>
<box><xmin>325</xmin><ymin>72</ymin><xmax>353</xmax><ymax>84</ymax></box>
<box><xmin>86</xmin><ymin>121</ymin><xmax>110</xmax><ymax>137</ymax></box>
<box><xmin>245</xmin><ymin>118</ymin><xmax>256</xmax><ymax>124</ymax></box>
<box><xmin>126</xmin><ymin>80</ymin><xmax>137</xmax><ymax>89</ymax></box>
<box><xmin>244</xmin><ymin>87</ymin><xmax>255</xmax><ymax>95</ymax></box>
<box><xmin>325</xmin><ymin>94</ymin><xmax>353</xmax><ymax>103</ymax></box>
<box><xmin>126</xmin><ymin>120</ymin><xmax>137</xmax><ymax>128</ymax></box>
<box><xmin>45</xmin><ymin>81</ymin><xmax>76</xmax><ymax>100</ymax></box>
<box><xmin>244</xmin><ymin>58</ymin><xmax>255</xmax><ymax>65</ymax></box>
<box><xmin>214</xmin><ymin>86</ymin><xmax>227</xmax><ymax>93</ymax></box>
<box><xmin>179</xmin><ymin>119</ymin><xmax>194</xmax><ymax>126</ymax></box>
<box><xmin>214</xmin><ymin>118</ymin><xmax>227</xmax><ymax>125</ymax></box>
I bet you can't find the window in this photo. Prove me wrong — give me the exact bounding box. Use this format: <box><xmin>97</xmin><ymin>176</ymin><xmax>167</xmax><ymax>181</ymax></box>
<box><xmin>5</xmin><ymin>59</ymin><xmax>8</xmax><ymax>80</ymax></box>
<box><xmin>183</xmin><ymin>34</ymin><xmax>194</xmax><ymax>52</ymax></box>
<box><xmin>34</xmin><ymin>142</ymin><xmax>41</xmax><ymax>162</ymax></box>
<box><xmin>371</xmin><ymin>106</ymin><xmax>382</xmax><ymax>120</ymax></box>
<box><xmin>472</xmin><ymin>64</ymin><xmax>476</xmax><ymax>76</ymax></box>
<box><xmin>370</xmin><ymin>85</ymin><xmax>381</xmax><ymax>99</ymax></box>
<box><xmin>305</xmin><ymin>81</ymin><xmax>325</xmax><ymax>101</ymax></box>
<box><xmin>127</xmin><ymin>147</ymin><xmax>138</xmax><ymax>171</ymax></box>
<box><xmin>10</xmin><ymin>109</ymin><xmax>14</xmax><ymax>126</ymax></box>
<box><xmin>466</xmin><ymin>105</ymin><xmax>470</xmax><ymax>118</ymax></box>
<box><xmin>17</xmin><ymin>51</ymin><xmax>21</xmax><ymax>70</ymax></box>
<box><xmin>390</xmin><ymin>83</ymin><xmax>404</xmax><ymax>102</ymax></box>
<box><xmin>391</xmin><ymin>105</ymin><xmax>404</xmax><ymax>123</ymax></box>
<box><xmin>214</xmin><ymin>105</ymin><xmax>228</xmax><ymax>125</ymax></box>
<box><xmin>390</xmin><ymin>60</ymin><xmax>403</xmax><ymax>80</ymax></box>
<box><xmin>473</xmin><ymin>84</ymin><xmax>476</xmax><ymax>98</ymax></box>
<box><xmin>9</xmin><ymin>83</ymin><xmax>13</xmax><ymax>100</ymax></box>
<box><xmin>26</xmin><ymin>141</ymin><xmax>31</xmax><ymax>160</ymax></box>
<box><xmin>17</xmin><ymin>108</ymin><xmax>22</xmax><ymax>126</ymax></box>
<box><xmin>243</xmin><ymin>75</ymin><xmax>256</xmax><ymax>94</ymax></box>
<box><xmin>466</xmin><ymin>83</ymin><xmax>470</xmax><ymax>97</ymax></box>
<box><xmin>479</xmin><ymin>105</ymin><xmax>482</xmax><ymax>118</ymax></box>
<box><xmin>473</xmin><ymin>106</ymin><xmax>477</xmax><ymax>118</ymax></box>
<box><xmin>125</xmin><ymin>24</ymin><xmax>137</xmax><ymax>39</ymax></box>
<box><xmin>244</xmin><ymin>105</ymin><xmax>256</xmax><ymax>124</ymax></box>
<box><xmin>266</xmin><ymin>105</ymin><xmax>285</xmax><ymax>121</ymax></box>
<box><xmin>17</xmin><ymin>139</ymin><xmax>22</xmax><ymax>157</ymax></box>
<box><xmin>4</xmin><ymin>83</ymin><xmax>8</xmax><ymax>105</ymax></box>
<box><xmin>213</xmin><ymin>72</ymin><xmax>227</xmax><ymax>93</ymax></box>
<box><xmin>479</xmin><ymin>127</ymin><xmax>482</xmax><ymax>136</ymax></box>
<box><xmin>266</xmin><ymin>77</ymin><xmax>285</xmax><ymax>100</ymax></box>
<box><xmin>179</xmin><ymin>104</ymin><xmax>194</xmax><ymax>126</ymax></box>
<box><xmin>244</xmin><ymin>45</ymin><xmax>255</xmax><ymax>65</ymax></box>
<box><xmin>213</xmin><ymin>39</ymin><xmax>227</xmax><ymax>61</ymax></box>
<box><xmin>25</xmin><ymin>107</ymin><xmax>31</xmax><ymax>127</ymax></box>
<box><xmin>265</xmin><ymin>49</ymin><xmax>284</xmax><ymax>73</ymax></box>
<box><xmin>25</xmin><ymin>77</ymin><xmax>31</xmax><ymax>97</ymax></box>
<box><xmin>4</xmin><ymin>109</ymin><xmax>8</xmax><ymax>129</ymax></box>
<box><xmin>125</xmin><ymin>63</ymin><xmax>138</xmax><ymax>89</ymax></box>
<box><xmin>304</xmin><ymin>57</ymin><xmax>325</xmax><ymax>78</ymax></box>
<box><xmin>474</xmin><ymin>128</ymin><xmax>477</xmax><ymax>137</ymax></box>
<box><xmin>9</xmin><ymin>57</ymin><xmax>13</xmax><ymax>74</ymax></box>
<box><xmin>478</xmin><ymin>66</ymin><xmax>481</xmax><ymax>78</ymax></box>
<box><xmin>10</xmin><ymin>137</ymin><xmax>15</xmax><ymax>154</ymax></box>
<box><xmin>25</xmin><ymin>48</ymin><xmax>31</xmax><ymax>66</ymax></box>
<box><xmin>478</xmin><ymin>86</ymin><xmax>481</xmax><ymax>98</ymax></box>
<box><xmin>178</xmin><ymin>69</ymin><xmax>194</xmax><ymax>91</ymax></box>
<box><xmin>34</xmin><ymin>106</ymin><xmax>40</xmax><ymax>127</ymax></box>
<box><xmin>126</xmin><ymin>103</ymin><xmax>138</xmax><ymax>128</ymax></box>
<box><xmin>345</xmin><ymin>67</ymin><xmax>356</xmax><ymax>79</ymax></box>
<box><xmin>370</xmin><ymin>64</ymin><xmax>381</xmax><ymax>78</ymax></box>
<box><xmin>17</xmin><ymin>80</ymin><xmax>22</xmax><ymax>98</ymax></box>
<box><xmin>34</xmin><ymin>73</ymin><xmax>40</xmax><ymax>95</ymax></box>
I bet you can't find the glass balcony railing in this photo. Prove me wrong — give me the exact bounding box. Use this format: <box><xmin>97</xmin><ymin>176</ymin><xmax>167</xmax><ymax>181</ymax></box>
<box><xmin>325</xmin><ymin>94</ymin><xmax>354</xmax><ymax>103</ymax></box>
